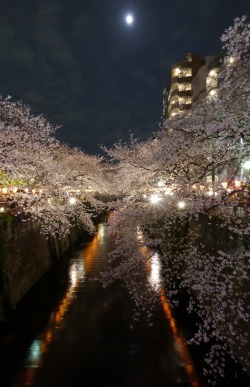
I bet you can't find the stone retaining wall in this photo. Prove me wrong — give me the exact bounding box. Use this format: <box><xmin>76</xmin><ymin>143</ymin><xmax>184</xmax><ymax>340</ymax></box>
<box><xmin>0</xmin><ymin>218</ymin><xmax>86</xmax><ymax>320</ymax></box>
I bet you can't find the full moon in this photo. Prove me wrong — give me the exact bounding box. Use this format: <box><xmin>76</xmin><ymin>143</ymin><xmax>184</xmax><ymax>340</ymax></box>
<box><xmin>125</xmin><ymin>14</ymin><xmax>134</xmax><ymax>25</ymax></box>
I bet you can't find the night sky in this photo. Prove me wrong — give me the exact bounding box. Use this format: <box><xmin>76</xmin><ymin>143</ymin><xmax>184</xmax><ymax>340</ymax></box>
<box><xmin>0</xmin><ymin>0</ymin><xmax>249</xmax><ymax>155</ymax></box>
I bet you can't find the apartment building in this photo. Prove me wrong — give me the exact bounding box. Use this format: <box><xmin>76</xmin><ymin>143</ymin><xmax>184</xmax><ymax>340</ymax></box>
<box><xmin>163</xmin><ymin>53</ymin><xmax>203</xmax><ymax>119</ymax></box>
<box><xmin>192</xmin><ymin>53</ymin><xmax>223</xmax><ymax>104</ymax></box>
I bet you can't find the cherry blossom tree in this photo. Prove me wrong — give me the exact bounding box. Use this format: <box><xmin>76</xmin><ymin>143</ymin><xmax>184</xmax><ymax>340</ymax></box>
<box><xmin>102</xmin><ymin>16</ymin><xmax>250</xmax><ymax>384</ymax></box>
<box><xmin>0</xmin><ymin>97</ymin><xmax>107</xmax><ymax>237</ymax></box>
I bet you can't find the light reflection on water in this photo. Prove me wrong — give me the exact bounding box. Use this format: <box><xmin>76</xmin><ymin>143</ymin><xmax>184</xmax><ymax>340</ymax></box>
<box><xmin>136</xmin><ymin>226</ymin><xmax>200</xmax><ymax>386</ymax></box>
<box><xmin>22</xmin><ymin>223</ymin><xmax>105</xmax><ymax>383</ymax></box>
<box><xmin>25</xmin><ymin>340</ymin><xmax>41</xmax><ymax>368</ymax></box>
<box><xmin>147</xmin><ymin>250</ymin><xmax>200</xmax><ymax>387</ymax></box>
<box><xmin>14</xmin><ymin>221</ymin><xmax>200</xmax><ymax>386</ymax></box>
<box><xmin>23</xmin><ymin>257</ymin><xmax>85</xmax><ymax>370</ymax></box>
<box><xmin>160</xmin><ymin>290</ymin><xmax>200</xmax><ymax>387</ymax></box>
<box><xmin>148</xmin><ymin>252</ymin><xmax>162</xmax><ymax>291</ymax></box>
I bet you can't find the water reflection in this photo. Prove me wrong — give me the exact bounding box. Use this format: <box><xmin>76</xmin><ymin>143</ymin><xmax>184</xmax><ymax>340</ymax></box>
<box><xmin>20</xmin><ymin>224</ymin><xmax>105</xmax><ymax>385</ymax></box>
<box><xmin>160</xmin><ymin>290</ymin><xmax>200</xmax><ymax>387</ymax></box>
<box><xmin>84</xmin><ymin>223</ymin><xmax>105</xmax><ymax>271</ymax></box>
<box><xmin>137</xmin><ymin>225</ymin><xmax>199</xmax><ymax>385</ymax></box>
<box><xmin>148</xmin><ymin>252</ymin><xmax>162</xmax><ymax>291</ymax></box>
<box><xmin>99</xmin><ymin>223</ymin><xmax>105</xmax><ymax>245</ymax></box>
<box><xmin>7</xmin><ymin>222</ymin><xmax>202</xmax><ymax>387</ymax></box>
<box><xmin>147</xmin><ymin>251</ymin><xmax>200</xmax><ymax>387</ymax></box>
<box><xmin>25</xmin><ymin>340</ymin><xmax>41</xmax><ymax>368</ymax></box>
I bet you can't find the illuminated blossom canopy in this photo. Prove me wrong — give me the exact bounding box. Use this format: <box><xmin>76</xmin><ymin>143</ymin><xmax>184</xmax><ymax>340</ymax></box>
<box><xmin>0</xmin><ymin>97</ymin><xmax>109</xmax><ymax>236</ymax></box>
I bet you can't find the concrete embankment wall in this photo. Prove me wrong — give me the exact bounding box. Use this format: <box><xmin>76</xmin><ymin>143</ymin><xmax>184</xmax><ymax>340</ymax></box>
<box><xmin>0</xmin><ymin>216</ymin><xmax>100</xmax><ymax>321</ymax></box>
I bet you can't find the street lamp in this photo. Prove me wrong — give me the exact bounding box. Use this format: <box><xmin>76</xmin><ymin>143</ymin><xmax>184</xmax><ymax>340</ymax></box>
<box><xmin>69</xmin><ymin>197</ymin><xmax>76</xmax><ymax>205</ymax></box>
<box><xmin>178</xmin><ymin>201</ymin><xmax>185</xmax><ymax>209</ymax></box>
<box><xmin>150</xmin><ymin>194</ymin><xmax>161</xmax><ymax>204</ymax></box>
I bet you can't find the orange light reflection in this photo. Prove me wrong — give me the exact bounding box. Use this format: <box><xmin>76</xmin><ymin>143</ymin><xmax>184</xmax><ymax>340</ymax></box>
<box><xmin>19</xmin><ymin>224</ymin><xmax>104</xmax><ymax>386</ymax></box>
<box><xmin>143</xmin><ymin>241</ymin><xmax>200</xmax><ymax>386</ymax></box>
<box><xmin>160</xmin><ymin>290</ymin><xmax>200</xmax><ymax>387</ymax></box>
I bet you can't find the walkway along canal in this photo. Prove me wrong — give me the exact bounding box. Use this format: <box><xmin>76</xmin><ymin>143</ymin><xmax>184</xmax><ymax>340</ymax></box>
<box><xmin>0</xmin><ymin>222</ymin><xmax>249</xmax><ymax>386</ymax></box>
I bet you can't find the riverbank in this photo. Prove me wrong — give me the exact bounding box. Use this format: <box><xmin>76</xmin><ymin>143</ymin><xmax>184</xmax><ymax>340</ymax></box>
<box><xmin>0</xmin><ymin>212</ymin><xmax>106</xmax><ymax>321</ymax></box>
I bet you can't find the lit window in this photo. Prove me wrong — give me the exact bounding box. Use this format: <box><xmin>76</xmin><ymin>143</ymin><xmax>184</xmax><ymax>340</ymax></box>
<box><xmin>186</xmin><ymin>83</ymin><xmax>192</xmax><ymax>90</ymax></box>
<box><xmin>178</xmin><ymin>83</ymin><xmax>185</xmax><ymax>91</ymax></box>
<box><xmin>170</xmin><ymin>82</ymin><xmax>179</xmax><ymax>92</ymax></box>
<box><xmin>172</xmin><ymin>67</ymin><xmax>180</xmax><ymax>77</ymax></box>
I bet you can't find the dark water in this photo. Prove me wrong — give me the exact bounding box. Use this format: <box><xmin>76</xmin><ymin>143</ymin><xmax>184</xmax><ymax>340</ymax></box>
<box><xmin>0</xmin><ymin>223</ymin><xmax>249</xmax><ymax>387</ymax></box>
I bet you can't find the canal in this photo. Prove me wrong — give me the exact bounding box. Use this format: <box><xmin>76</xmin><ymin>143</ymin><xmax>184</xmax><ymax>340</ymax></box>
<box><xmin>0</xmin><ymin>222</ymin><xmax>249</xmax><ymax>386</ymax></box>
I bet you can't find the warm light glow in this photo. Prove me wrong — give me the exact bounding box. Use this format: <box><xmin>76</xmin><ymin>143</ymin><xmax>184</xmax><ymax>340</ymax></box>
<box><xmin>229</xmin><ymin>57</ymin><xmax>234</xmax><ymax>63</ymax></box>
<box><xmin>175</xmin><ymin>67</ymin><xmax>180</xmax><ymax>75</ymax></box>
<box><xmin>178</xmin><ymin>201</ymin><xmax>185</xmax><ymax>209</ymax></box>
<box><xmin>178</xmin><ymin>83</ymin><xmax>185</xmax><ymax>91</ymax></box>
<box><xmin>0</xmin><ymin>207</ymin><xmax>5</xmax><ymax>212</ymax></box>
<box><xmin>2</xmin><ymin>187</ymin><xmax>8</xmax><ymax>194</ymax></box>
<box><xmin>209</xmin><ymin>70</ymin><xmax>216</xmax><ymax>77</ymax></box>
<box><xmin>221</xmin><ymin>182</ymin><xmax>227</xmax><ymax>189</ymax></box>
<box><xmin>70</xmin><ymin>266</ymin><xmax>78</xmax><ymax>287</ymax></box>
<box><xmin>234</xmin><ymin>180</ymin><xmax>241</xmax><ymax>188</ymax></box>
<box><xmin>160</xmin><ymin>290</ymin><xmax>200</xmax><ymax>387</ymax></box>
<box><xmin>157</xmin><ymin>180</ymin><xmax>164</xmax><ymax>187</ymax></box>
<box><xmin>148</xmin><ymin>253</ymin><xmax>162</xmax><ymax>290</ymax></box>
<box><xmin>209</xmin><ymin>89</ymin><xmax>217</xmax><ymax>96</ymax></box>
<box><xmin>69</xmin><ymin>197</ymin><xmax>76</xmax><ymax>205</ymax></box>
<box><xmin>150</xmin><ymin>194</ymin><xmax>161</xmax><ymax>204</ymax></box>
<box><xmin>12</xmin><ymin>187</ymin><xmax>18</xmax><ymax>193</ymax></box>
<box><xmin>164</xmin><ymin>188</ymin><xmax>173</xmax><ymax>196</ymax></box>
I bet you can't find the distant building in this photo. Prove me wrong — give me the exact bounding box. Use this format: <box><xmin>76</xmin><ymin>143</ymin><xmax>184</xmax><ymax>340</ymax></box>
<box><xmin>192</xmin><ymin>53</ymin><xmax>223</xmax><ymax>104</ymax></box>
<box><xmin>163</xmin><ymin>53</ymin><xmax>203</xmax><ymax>120</ymax></box>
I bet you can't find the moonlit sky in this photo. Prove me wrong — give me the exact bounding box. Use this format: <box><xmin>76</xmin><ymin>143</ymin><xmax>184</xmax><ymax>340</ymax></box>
<box><xmin>0</xmin><ymin>0</ymin><xmax>249</xmax><ymax>155</ymax></box>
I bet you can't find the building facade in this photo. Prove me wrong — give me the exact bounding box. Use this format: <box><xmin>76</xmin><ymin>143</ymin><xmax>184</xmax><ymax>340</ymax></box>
<box><xmin>163</xmin><ymin>53</ymin><xmax>203</xmax><ymax>120</ymax></box>
<box><xmin>192</xmin><ymin>54</ymin><xmax>223</xmax><ymax>105</ymax></box>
